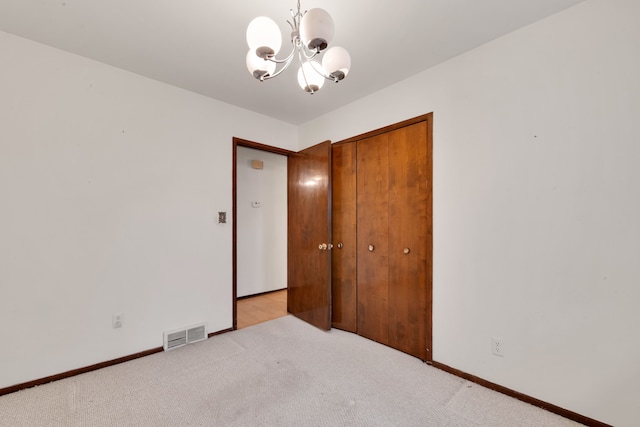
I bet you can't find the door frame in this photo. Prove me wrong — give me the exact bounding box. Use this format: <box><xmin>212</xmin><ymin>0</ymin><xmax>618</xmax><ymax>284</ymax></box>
<box><xmin>232</xmin><ymin>137</ymin><xmax>295</xmax><ymax>330</ymax></box>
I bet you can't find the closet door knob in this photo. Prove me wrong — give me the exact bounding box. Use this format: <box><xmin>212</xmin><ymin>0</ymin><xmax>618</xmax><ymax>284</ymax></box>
<box><xmin>403</xmin><ymin>248</ymin><xmax>411</xmax><ymax>254</ymax></box>
<box><xmin>337</xmin><ymin>243</ymin><xmax>343</xmax><ymax>249</ymax></box>
<box><xmin>368</xmin><ymin>244</ymin><xmax>375</xmax><ymax>252</ymax></box>
<box><xmin>319</xmin><ymin>243</ymin><xmax>328</xmax><ymax>250</ymax></box>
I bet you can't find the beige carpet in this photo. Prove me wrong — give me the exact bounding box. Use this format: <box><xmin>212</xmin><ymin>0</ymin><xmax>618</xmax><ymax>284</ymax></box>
<box><xmin>0</xmin><ymin>315</ymin><xmax>582</xmax><ymax>426</ymax></box>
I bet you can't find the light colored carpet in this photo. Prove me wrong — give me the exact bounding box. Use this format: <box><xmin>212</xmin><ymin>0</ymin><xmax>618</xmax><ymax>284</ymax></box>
<box><xmin>0</xmin><ymin>315</ymin><xmax>582</xmax><ymax>426</ymax></box>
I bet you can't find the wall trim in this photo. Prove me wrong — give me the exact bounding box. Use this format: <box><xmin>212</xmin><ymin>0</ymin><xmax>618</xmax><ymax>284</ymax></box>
<box><xmin>208</xmin><ymin>327</ymin><xmax>233</xmax><ymax>338</ymax></box>
<box><xmin>432</xmin><ymin>361</ymin><xmax>611</xmax><ymax>427</ymax></box>
<box><xmin>0</xmin><ymin>347</ymin><xmax>162</xmax><ymax>397</ymax></box>
<box><xmin>0</xmin><ymin>327</ymin><xmax>234</xmax><ymax>397</ymax></box>
<box><xmin>237</xmin><ymin>288</ymin><xmax>287</xmax><ymax>300</ymax></box>
<box><xmin>333</xmin><ymin>113</ymin><xmax>433</xmax><ymax>146</ymax></box>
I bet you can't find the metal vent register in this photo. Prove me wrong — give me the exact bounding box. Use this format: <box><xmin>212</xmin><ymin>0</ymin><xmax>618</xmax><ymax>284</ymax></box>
<box><xmin>163</xmin><ymin>323</ymin><xmax>207</xmax><ymax>351</ymax></box>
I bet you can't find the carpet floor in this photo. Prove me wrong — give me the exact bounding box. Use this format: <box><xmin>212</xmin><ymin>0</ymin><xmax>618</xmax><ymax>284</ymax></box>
<box><xmin>0</xmin><ymin>315</ymin><xmax>582</xmax><ymax>426</ymax></box>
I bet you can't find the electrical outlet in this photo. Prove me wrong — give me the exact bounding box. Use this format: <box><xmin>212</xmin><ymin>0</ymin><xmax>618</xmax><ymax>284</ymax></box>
<box><xmin>491</xmin><ymin>337</ymin><xmax>504</xmax><ymax>357</ymax></box>
<box><xmin>112</xmin><ymin>312</ymin><xmax>123</xmax><ymax>329</ymax></box>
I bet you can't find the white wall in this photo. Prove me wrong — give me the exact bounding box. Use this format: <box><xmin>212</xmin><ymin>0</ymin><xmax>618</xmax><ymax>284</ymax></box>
<box><xmin>0</xmin><ymin>31</ymin><xmax>297</xmax><ymax>389</ymax></box>
<box><xmin>300</xmin><ymin>1</ymin><xmax>640</xmax><ymax>426</ymax></box>
<box><xmin>236</xmin><ymin>147</ymin><xmax>287</xmax><ymax>297</ymax></box>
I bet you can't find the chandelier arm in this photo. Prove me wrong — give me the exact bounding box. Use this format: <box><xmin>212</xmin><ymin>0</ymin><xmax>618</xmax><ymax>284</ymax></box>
<box><xmin>300</xmin><ymin>46</ymin><xmax>320</xmax><ymax>61</ymax></box>
<box><xmin>267</xmin><ymin>46</ymin><xmax>297</xmax><ymax>64</ymax></box>
<box><xmin>298</xmin><ymin>50</ymin><xmax>315</xmax><ymax>94</ymax></box>
<box><xmin>264</xmin><ymin>27</ymin><xmax>302</xmax><ymax>80</ymax></box>
<box><xmin>262</xmin><ymin>51</ymin><xmax>296</xmax><ymax>80</ymax></box>
<box><xmin>264</xmin><ymin>29</ymin><xmax>298</xmax><ymax>64</ymax></box>
<box><xmin>299</xmin><ymin>46</ymin><xmax>339</xmax><ymax>83</ymax></box>
<box><xmin>304</xmin><ymin>54</ymin><xmax>339</xmax><ymax>83</ymax></box>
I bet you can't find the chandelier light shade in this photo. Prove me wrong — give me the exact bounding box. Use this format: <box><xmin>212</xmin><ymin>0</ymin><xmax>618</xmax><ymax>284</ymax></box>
<box><xmin>297</xmin><ymin>61</ymin><xmax>325</xmax><ymax>93</ymax></box>
<box><xmin>245</xmin><ymin>0</ymin><xmax>351</xmax><ymax>94</ymax></box>
<box><xmin>322</xmin><ymin>46</ymin><xmax>351</xmax><ymax>81</ymax></box>
<box><xmin>246</xmin><ymin>49</ymin><xmax>276</xmax><ymax>79</ymax></box>
<box><xmin>299</xmin><ymin>8</ymin><xmax>334</xmax><ymax>51</ymax></box>
<box><xmin>246</xmin><ymin>17</ymin><xmax>282</xmax><ymax>58</ymax></box>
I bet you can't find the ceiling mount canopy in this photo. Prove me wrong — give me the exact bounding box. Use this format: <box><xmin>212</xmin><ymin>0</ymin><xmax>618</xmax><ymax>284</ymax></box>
<box><xmin>246</xmin><ymin>0</ymin><xmax>351</xmax><ymax>94</ymax></box>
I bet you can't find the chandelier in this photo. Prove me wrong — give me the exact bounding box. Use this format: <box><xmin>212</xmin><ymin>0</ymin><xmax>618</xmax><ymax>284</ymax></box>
<box><xmin>245</xmin><ymin>1</ymin><xmax>351</xmax><ymax>94</ymax></box>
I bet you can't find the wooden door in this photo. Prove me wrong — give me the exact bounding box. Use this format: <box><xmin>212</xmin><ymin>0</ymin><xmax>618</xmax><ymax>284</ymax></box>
<box><xmin>388</xmin><ymin>122</ymin><xmax>429</xmax><ymax>360</ymax></box>
<box><xmin>287</xmin><ymin>141</ymin><xmax>332</xmax><ymax>330</ymax></box>
<box><xmin>331</xmin><ymin>142</ymin><xmax>357</xmax><ymax>332</ymax></box>
<box><xmin>356</xmin><ymin>134</ymin><xmax>390</xmax><ymax>345</ymax></box>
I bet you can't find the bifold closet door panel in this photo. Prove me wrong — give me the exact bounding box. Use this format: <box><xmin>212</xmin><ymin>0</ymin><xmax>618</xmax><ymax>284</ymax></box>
<box><xmin>388</xmin><ymin>122</ymin><xmax>429</xmax><ymax>360</ymax></box>
<box><xmin>331</xmin><ymin>142</ymin><xmax>357</xmax><ymax>332</ymax></box>
<box><xmin>356</xmin><ymin>134</ymin><xmax>390</xmax><ymax>345</ymax></box>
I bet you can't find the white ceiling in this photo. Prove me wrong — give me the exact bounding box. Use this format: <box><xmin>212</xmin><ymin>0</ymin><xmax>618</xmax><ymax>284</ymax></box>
<box><xmin>0</xmin><ymin>0</ymin><xmax>585</xmax><ymax>125</ymax></box>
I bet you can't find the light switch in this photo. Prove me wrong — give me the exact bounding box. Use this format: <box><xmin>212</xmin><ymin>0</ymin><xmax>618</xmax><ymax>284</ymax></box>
<box><xmin>218</xmin><ymin>212</ymin><xmax>227</xmax><ymax>223</ymax></box>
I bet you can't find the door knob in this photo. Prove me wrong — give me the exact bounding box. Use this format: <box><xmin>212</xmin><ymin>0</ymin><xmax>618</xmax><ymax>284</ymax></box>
<box><xmin>403</xmin><ymin>248</ymin><xmax>410</xmax><ymax>254</ymax></box>
<box><xmin>337</xmin><ymin>242</ymin><xmax>343</xmax><ymax>249</ymax></box>
<box><xmin>368</xmin><ymin>244</ymin><xmax>375</xmax><ymax>252</ymax></box>
<box><xmin>328</xmin><ymin>243</ymin><xmax>334</xmax><ymax>250</ymax></box>
<box><xmin>318</xmin><ymin>243</ymin><xmax>328</xmax><ymax>250</ymax></box>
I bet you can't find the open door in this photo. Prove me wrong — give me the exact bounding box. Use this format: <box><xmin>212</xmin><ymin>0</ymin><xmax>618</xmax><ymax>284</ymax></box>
<box><xmin>287</xmin><ymin>140</ymin><xmax>332</xmax><ymax>330</ymax></box>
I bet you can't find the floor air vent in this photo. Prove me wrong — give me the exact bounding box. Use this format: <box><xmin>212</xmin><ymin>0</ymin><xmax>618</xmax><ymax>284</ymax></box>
<box><xmin>163</xmin><ymin>322</ymin><xmax>207</xmax><ymax>351</ymax></box>
<box><xmin>187</xmin><ymin>324</ymin><xmax>206</xmax><ymax>343</ymax></box>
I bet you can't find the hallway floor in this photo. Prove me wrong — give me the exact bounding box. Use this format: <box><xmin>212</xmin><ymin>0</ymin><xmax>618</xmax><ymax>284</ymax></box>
<box><xmin>237</xmin><ymin>289</ymin><xmax>287</xmax><ymax>329</ymax></box>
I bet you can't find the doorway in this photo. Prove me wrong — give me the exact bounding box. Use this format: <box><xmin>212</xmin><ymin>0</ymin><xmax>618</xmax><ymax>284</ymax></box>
<box><xmin>232</xmin><ymin>138</ymin><xmax>295</xmax><ymax>330</ymax></box>
<box><xmin>236</xmin><ymin>289</ymin><xmax>287</xmax><ymax>329</ymax></box>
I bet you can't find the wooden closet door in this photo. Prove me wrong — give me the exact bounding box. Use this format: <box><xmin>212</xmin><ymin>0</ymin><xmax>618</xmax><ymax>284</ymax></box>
<box><xmin>388</xmin><ymin>122</ymin><xmax>429</xmax><ymax>360</ymax></box>
<box><xmin>331</xmin><ymin>114</ymin><xmax>432</xmax><ymax>362</ymax></box>
<box><xmin>331</xmin><ymin>143</ymin><xmax>357</xmax><ymax>332</ymax></box>
<box><xmin>356</xmin><ymin>134</ymin><xmax>390</xmax><ymax>346</ymax></box>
